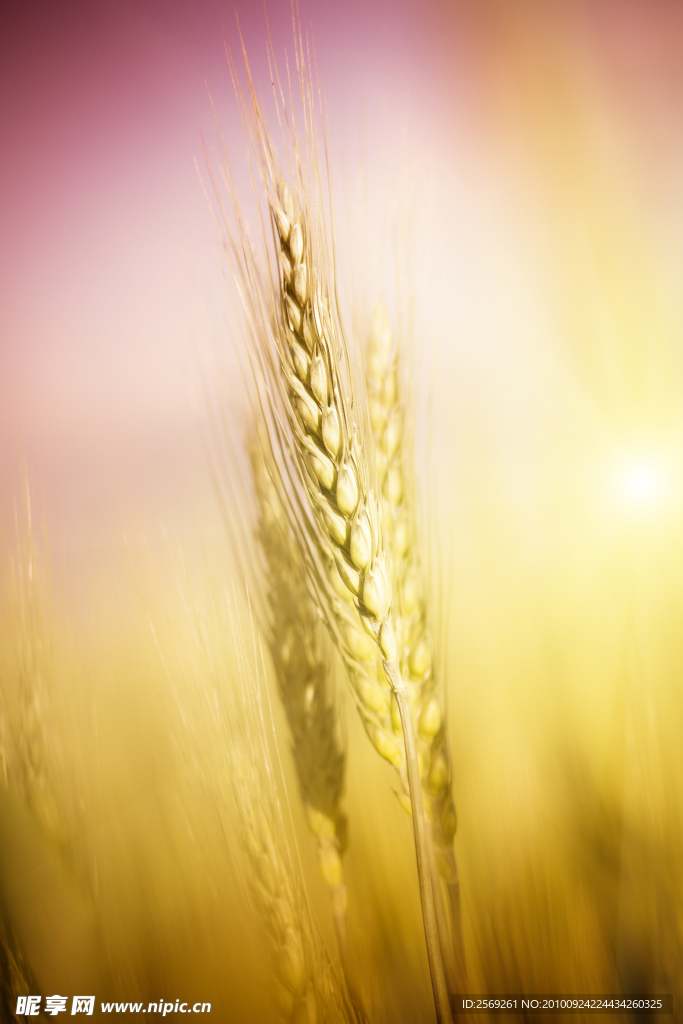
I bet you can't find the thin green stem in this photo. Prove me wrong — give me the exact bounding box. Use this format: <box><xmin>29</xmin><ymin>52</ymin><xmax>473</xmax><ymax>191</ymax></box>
<box><xmin>383</xmin><ymin>659</ymin><xmax>453</xmax><ymax>1024</ymax></box>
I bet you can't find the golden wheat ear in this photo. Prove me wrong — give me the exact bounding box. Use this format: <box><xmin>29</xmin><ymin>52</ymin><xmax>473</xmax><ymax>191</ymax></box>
<box><xmin>269</xmin><ymin>166</ymin><xmax>451</xmax><ymax>1022</ymax></box>
<box><xmin>248</xmin><ymin>117</ymin><xmax>452</xmax><ymax>1024</ymax></box>
<box><xmin>209</xmin><ymin>18</ymin><xmax>453</xmax><ymax>1019</ymax></box>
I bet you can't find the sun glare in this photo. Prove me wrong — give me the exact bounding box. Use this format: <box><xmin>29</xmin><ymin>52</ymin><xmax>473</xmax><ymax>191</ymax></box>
<box><xmin>615</xmin><ymin>453</ymin><xmax>669</xmax><ymax>515</ymax></box>
<box><xmin>622</xmin><ymin>461</ymin><xmax>662</xmax><ymax>505</ymax></box>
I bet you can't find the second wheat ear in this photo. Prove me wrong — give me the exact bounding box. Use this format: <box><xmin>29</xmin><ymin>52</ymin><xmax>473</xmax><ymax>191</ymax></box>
<box><xmin>366</xmin><ymin>304</ymin><xmax>467</xmax><ymax>992</ymax></box>
<box><xmin>249</xmin><ymin>433</ymin><xmax>367</xmax><ymax>1014</ymax></box>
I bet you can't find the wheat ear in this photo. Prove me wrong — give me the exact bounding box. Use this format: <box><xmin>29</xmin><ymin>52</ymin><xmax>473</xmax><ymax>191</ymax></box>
<box><xmin>215</xmin><ymin>28</ymin><xmax>451</xmax><ymax>1019</ymax></box>
<box><xmin>366</xmin><ymin>304</ymin><xmax>467</xmax><ymax>989</ymax></box>
<box><xmin>265</xmin><ymin>172</ymin><xmax>451</xmax><ymax>1021</ymax></box>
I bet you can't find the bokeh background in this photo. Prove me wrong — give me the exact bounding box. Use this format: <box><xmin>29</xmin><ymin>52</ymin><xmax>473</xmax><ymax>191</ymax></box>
<box><xmin>1</xmin><ymin>0</ymin><xmax>683</xmax><ymax>1019</ymax></box>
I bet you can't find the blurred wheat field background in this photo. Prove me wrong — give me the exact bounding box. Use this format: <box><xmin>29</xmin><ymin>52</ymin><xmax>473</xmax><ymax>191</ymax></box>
<box><xmin>1</xmin><ymin>0</ymin><xmax>683</xmax><ymax>1020</ymax></box>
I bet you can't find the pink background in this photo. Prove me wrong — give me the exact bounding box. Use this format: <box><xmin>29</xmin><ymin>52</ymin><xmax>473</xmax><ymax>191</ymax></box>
<box><xmin>2</xmin><ymin>0</ymin><xmax>683</xmax><ymax>558</ymax></box>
